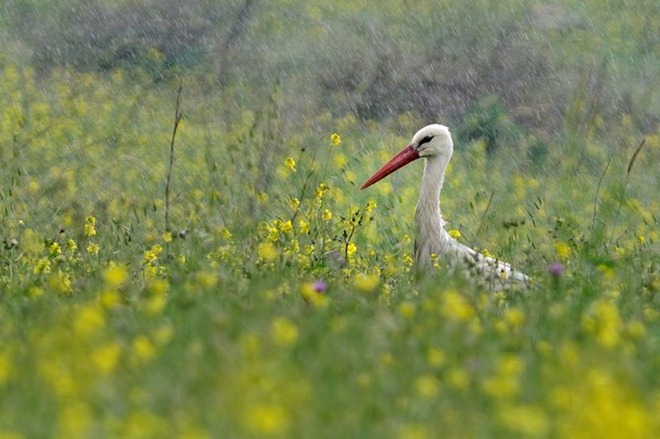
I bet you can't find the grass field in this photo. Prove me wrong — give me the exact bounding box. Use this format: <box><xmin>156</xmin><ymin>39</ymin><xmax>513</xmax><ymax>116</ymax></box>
<box><xmin>0</xmin><ymin>1</ymin><xmax>659</xmax><ymax>438</ymax></box>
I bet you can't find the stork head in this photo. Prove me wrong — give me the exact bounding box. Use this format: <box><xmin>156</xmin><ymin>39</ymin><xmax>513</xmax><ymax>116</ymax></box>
<box><xmin>360</xmin><ymin>124</ymin><xmax>453</xmax><ymax>190</ymax></box>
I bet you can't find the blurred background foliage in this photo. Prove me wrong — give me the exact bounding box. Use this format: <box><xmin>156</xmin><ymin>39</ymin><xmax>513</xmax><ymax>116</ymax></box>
<box><xmin>1</xmin><ymin>0</ymin><xmax>657</xmax><ymax>135</ymax></box>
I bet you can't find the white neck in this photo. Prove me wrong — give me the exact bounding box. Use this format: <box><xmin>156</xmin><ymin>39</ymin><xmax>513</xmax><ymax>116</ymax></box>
<box><xmin>414</xmin><ymin>155</ymin><xmax>452</xmax><ymax>269</ymax></box>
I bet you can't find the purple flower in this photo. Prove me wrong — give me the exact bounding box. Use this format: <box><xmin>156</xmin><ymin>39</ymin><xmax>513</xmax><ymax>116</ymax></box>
<box><xmin>312</xmin><ymin>280</ymin><xmax>328</xmax><ymax>294</ymax></box>
<box><xmin>548</xmin><ymin>262</ymin><xmax>565</xmax><ymax>277</ymax></box>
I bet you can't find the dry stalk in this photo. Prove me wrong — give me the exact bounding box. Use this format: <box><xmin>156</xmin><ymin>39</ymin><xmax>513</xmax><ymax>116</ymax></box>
<box><xmin>165</xmin><ymin>81</ymin><xmax>183</xmax><ymax>232</ymax></box>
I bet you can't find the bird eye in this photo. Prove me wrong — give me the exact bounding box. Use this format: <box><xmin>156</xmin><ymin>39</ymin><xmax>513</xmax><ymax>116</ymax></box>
<box><xmin>418</xmin><ymin>135</ymin><xmax>434</xmax><ymax>147</ymax></box>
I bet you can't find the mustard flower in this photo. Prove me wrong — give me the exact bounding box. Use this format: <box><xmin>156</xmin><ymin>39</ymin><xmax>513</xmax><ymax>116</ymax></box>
<box><xmin>278</xmin><ymin>220</ymin><xmax>293</xmax><ymax>234</ymax></box>
<box><xmin>414</xmin><ymin>374</ymin><xmax>440</xmax><ymax>399</ymax></box>
<box><xmin>271</xmin><ymin>317</ymin><xmax>299</xmax><ymax>347</ymax></box>
<box><xmin>330</xmin><ymin>132</ymin><xmax>341</xmax><ymax>147</ymax></box>
<box><xmin>86</xmin><ymin>242</ymin><xmax>99</xmax><ymax>255</ymax></box>
<box><xmin>132</xmin><ymin>335</ymin><xmax>156</xmax><ymax>362</ymax></box>
<box><xmin>258</xmin><ymin>242</ymin><xmax>278</xmax><ymax>262</ymax></box>
<box><xmin>92</xmin><ymin>341</ymin><xmax>122</xmax><ymax>375</ymax></box>
<box><xmin>243</xmin><ymin>404</ymin><xmax>290</xmax><ymax>436</ymax></box>
<box><xmin>219</xmin><ymin>227</ymin><xmax>232</xmax><ymax>240</ymax></box>
<box><xmin>554</xmin><ymin>241</ymin><xmax>571</xmax><ymax>260</ymax></box>
<box><xmin>322</xmin><ymin>209</ymin><xmax>332</xmax><ymax>221</ymax></box>
<box><xmin>143</xmin><ymin>247</ymin><xmax>160</xmax><ymax>265</ymax></box>
<box><xmin>441</xmin><ymin>291</ymin><xmax>475</xmax><ymax>323</ymax></box>
<box><xmin>448</xmin><ymin>229</ymin><xmax>462</xmax><ymax>239</ymax></box>
<box><xmin>104</xmin><ymin>264</ymin><xmax>128</xmax><ymax>288</ymax></box>
<box><xmin>65</xmin><ymin>238</ymin><xmax>77</xmax><ymax>253</ymax></box>
<box><xmin>315</xmin><ymin>182</ymin><xmax>328</xmax><ymax>200</ymax></box>
<box><xmin>299</xmin><ymin>282</ymin><xmax>328</xmax><ymax>308</ymax></box>
<box><xmin>426</xmin><ymin>347</ymin><xmax>446</xmax><ymax>368</ymax></box>
<box><xmin>333</xmin><ymin>153</ymin><xmax>347</xmax><ymax>168</ymax></box>
<box><xmin>283</xmin><ymin>156</ymin><xmax>296</xmax><ymax>172</ymax></box>
<box><xmin>34</xmin><ymin>257</ymin><xmax>51</xmax><ymax>274</ymax></box>
<box><xmin>84</xmin><ymin>216</ymin><xmax>96</xmax><ymax>237</ymax></box>
<box><xmin>298</xmin><ymin>219</ymin><xmax>310</xmax><ymax>234</ymax></box>
<box><xmin>263</xmin><ymin>223</ymin><xmax>279</xmax><ymax>242</ymax></box>
<box><xmin>49</xmin><ymin>241</ymin><xmax>62</xmax><ymax>257</ymax></box>
<box><xmin>353</xmin><ymin>273</ymin><xmax>379</xmax><ymax>293</ymax></box>
<box><xmin>365</xmin><ymin>201</ymin><xmax>377</xmax><ymax>213</ymax></box>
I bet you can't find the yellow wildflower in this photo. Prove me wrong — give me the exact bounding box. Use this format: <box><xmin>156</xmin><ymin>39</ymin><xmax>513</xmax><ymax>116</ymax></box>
<box><xmin>48</xmin><ymin>271</ymin><xmax>72</xmax><ymax>295</ymax></box>
<box><xmin>315</xmin><ymin>182</ymin><xmax>329</xmax><ymax>200</ymax></box>
<box><xmin>84</xmin><ymin>216</ymin><xmax>96</xmax><ymax>237</ymax></box>
<box><xmin>441</xmin><ymin>291</ymin><xmax>475</xmax><ymax>323</ymax></box>
<box><xmin>322</xmin><ymin>208</ymin><xmax>332</xmax><ymax>221</ymax></box>
<box><xmin>330</xmin><ymin>132</ymin><xmax>341</xmax><ymax>146</ymax></box>
<box><xmin>219</xmin><ymin>227</ymin><xmax>232</xmax><ymax>240</ymax></box>
<box><xmin>100</xmin><ymin>290</ymin><xmax>121</xmax><ymax>309</ymax></box>
<box><xmin>333</xmin><ymin>153</ymin><xmax>347</xmax><ymax>168</ymax></box>
<box><xmin>86</xmin><ymin>242</ymin><xmax>99</xmax><ymax>255</ymax></box>
<box><xmin>426</xmin><ymin>347</ymin><xmax>446</xmax><ymax>368</ymax></box>
<box><xmin>554</xmin><ymin>241</ymin><xmax>571</xmax><ymax>260</ymax></box>
<box><xmin>66</xmin><ymin>238</ymin><xmax>77</xmax><ymax>253</ymax></box>
<box><xmin>34</xmin><ymin>257</ymin><xmax>51</xmax><ymax>274</ymax></box>
<box><xmin>278</xmin><ymin>220</ymin><xmax>293</xmax><ymax>234</ymax></box>
<box><xmin>162</xmin><ymin>231</ymin><xmax>173</xmax><ymax>243</ymax></box>
<box><xmin>299</xmin><ymin>282</ymin><xmax>328</xmax><ymax>308</ymax></box>
<box><xmin>582</xmin><ymin>299</ymin><xmax>622</xmax><ymax>348</ymax></box>
<box><xmin>283</xmin><ymin>156</ymin><xmax>296</xmax><ymax>172</ymax></box>
<box><xmin>497</xmin><ymin>404</ymin><xmax>549</xmax><ymax>437</ymax></box>
<box><xmin>298</xmin><ymin>219</ymin><xmax>310</xmax><ymax>234</ymax></box>
<box><xmin>258</xmin><ymin>242</ymin><xmax>278</xmax><ymax>262</ymax></box>
<box><xmin>446</xmin><ymin>368</ymin><xmax>469</xmax><ymax>390</ymax></box>
<box><xmin>132</xmin><ymin>335</ymin><xmax>156</xmax><ymax>362</ymax></box>
<box><xmin>399</xmin><ymin>302</ymin><xmax>416</xmax><ymax>319</ymax></box>
<box><xmin>49</xmin><ymin>241</ymin><xmax>62</xmax><ymax>257</ymax></box>
<box><xmin>481</xmin><ymin>248</ymin><xmax>494</xmax><ymax>258</ymax></box>
<box><xmin>448</xmin><ymin>229</ymin><xmax>462</xmax><ymax>239</ymax></box>
<box><xmin>74</xmin><ymin>303</ymin><xmax>106</xmax><ymax>338</ymax></box>
<box><xmin>353</xmin><ymin>273</ymin><xmax>380</xmax><ymax>293</ymax></box>
<box><xmin>243</xmin><ymin>404</ymin><xmax>290</xmax><ymax>436</ymax></box>
<box><xmin>104</xmin><ymin>264</ymin><xmax>128</xmax><ymax>288</ymax></box>
<box><xmin>414</xmin><ymin>373</ymin><xmax>440</xmax><ymax>399</ymax></box>
<box><xmin>271</xmin><ymin>317</ymin><xmax>299</xmax><ymax>347</ymax></box>
<box><xmin>92</xmin><ymin>341</ymin><xmax>122</xmax><ymax>375</ymax></box>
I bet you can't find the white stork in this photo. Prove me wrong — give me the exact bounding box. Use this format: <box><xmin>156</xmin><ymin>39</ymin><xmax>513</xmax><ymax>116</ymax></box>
<box><xmin>361</xmin><ymin>124</ymin><xmax>529</xmax><ymax>287</ymax></box>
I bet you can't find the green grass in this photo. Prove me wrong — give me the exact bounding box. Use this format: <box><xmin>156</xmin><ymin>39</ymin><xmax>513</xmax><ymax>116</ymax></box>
<box><xmin>0</xmin><ymin>1</ymin><xmax>659</xmax><ymax>438</ymax></box>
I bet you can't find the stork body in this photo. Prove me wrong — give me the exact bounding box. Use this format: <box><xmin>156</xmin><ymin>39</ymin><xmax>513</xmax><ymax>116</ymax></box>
<box><xmin>361</xmin><ymin>124</ymin><xmax>528</xmax><ymax>287</ymax></box>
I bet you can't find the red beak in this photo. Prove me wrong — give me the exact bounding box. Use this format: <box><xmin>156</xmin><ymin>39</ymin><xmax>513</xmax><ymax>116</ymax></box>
<box><xmin>360</xmin><ymin>144</ymin><xmax>420</xmax><ymax>190</ymax></box>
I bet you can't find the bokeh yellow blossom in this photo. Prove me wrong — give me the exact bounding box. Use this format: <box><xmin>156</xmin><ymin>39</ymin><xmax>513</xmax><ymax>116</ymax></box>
<box><xmin>283</xmin><ymin>157</ymin><xmax>296</xmax><ymax>172</ymax></box>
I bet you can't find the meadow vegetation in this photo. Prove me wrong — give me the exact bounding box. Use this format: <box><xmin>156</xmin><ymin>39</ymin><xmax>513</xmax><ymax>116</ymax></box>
<box><xmin>0</xmin><ymin>1</ymin><xmax>658</xmax><ymax>438</ymax></box>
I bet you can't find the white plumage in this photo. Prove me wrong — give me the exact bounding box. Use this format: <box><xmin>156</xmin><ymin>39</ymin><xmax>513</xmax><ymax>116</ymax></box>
<box><xmin>361</xmin><ymin>124</ymin><xmax>529</xmax><ymax>288</ymax></box>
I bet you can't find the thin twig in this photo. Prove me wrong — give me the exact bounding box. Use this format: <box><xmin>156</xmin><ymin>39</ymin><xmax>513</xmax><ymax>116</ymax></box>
<box><xmin>609</xmin><ymin>138</ymin><xmax>646</xmax><ymax>245</ymax></box>
<box><xmin>627</xmin><ymin>138</ymin><xmax>646</xmax><ymax>176</ymax></box>
<box><xmin>591</xmin><ymin>156</ymin><xmax>613</xmax><ymax>229</ymax></box>
<box><xmin>165</xmin><ymin>81</ymin><xmax>183</xmax><ymax>232</ymax></box>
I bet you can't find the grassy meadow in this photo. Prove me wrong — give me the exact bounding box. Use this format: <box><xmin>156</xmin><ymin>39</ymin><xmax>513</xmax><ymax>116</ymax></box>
<box><xmin>0</xmin><ymin>1</ymin><xmax>659</xmax><ymax>438</ymax></box>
